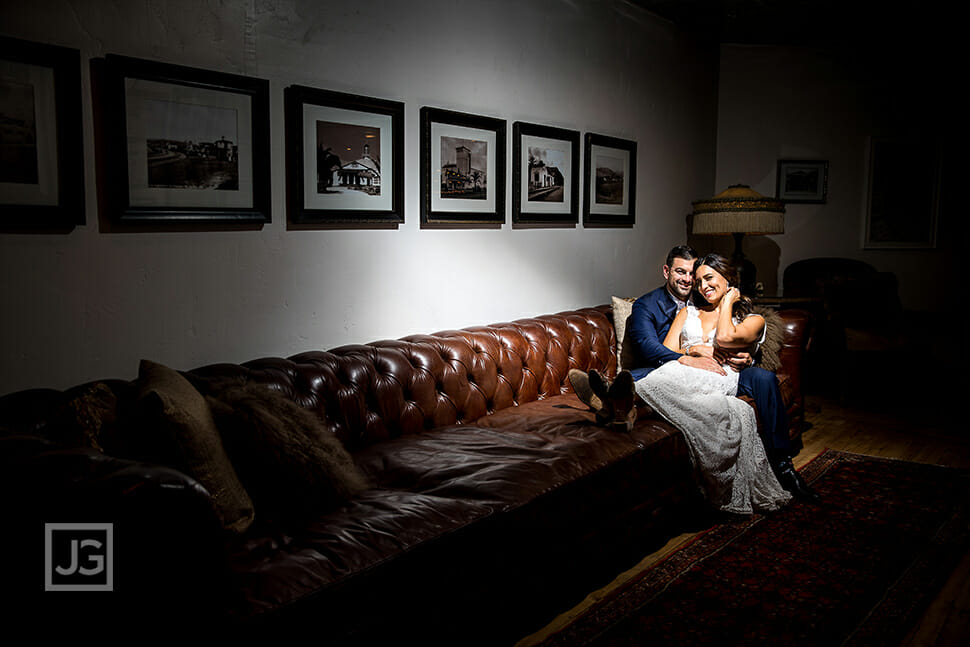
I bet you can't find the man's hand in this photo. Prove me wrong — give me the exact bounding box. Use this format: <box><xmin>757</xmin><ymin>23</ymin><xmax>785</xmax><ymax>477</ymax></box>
<box><xmin>716</xmin><ymin>348</ymin><xmax>754</xmax><ymax>373</ymax></box>
<box><xmin>678</xmin><ymin>354</ymin><xmax>726</xmax><ymax>375</ymax></box>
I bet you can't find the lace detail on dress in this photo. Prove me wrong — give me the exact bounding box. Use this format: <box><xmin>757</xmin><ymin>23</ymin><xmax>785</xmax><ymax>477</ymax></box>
<box><xmin>634</xmin><ymin>305</ymin><xmax>790</xmax><ymax>514</ymax></box>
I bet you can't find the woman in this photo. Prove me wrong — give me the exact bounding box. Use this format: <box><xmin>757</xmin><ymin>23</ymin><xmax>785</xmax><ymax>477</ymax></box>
<box><xmin>633</xmin><ymin>254</ymin><xmax>791</xmax><ymax>514</ymax></box>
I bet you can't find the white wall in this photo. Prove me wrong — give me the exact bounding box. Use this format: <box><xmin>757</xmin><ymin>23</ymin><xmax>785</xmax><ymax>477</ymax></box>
<box><xmin>711</xmin><ymin>42</ymin><xmax>953</xmax><ymax>308</ymax></box>
<box><xmin>0</xmin><ymin>0</ymin><xmax>719</xmax><ymax>394</ymax></box>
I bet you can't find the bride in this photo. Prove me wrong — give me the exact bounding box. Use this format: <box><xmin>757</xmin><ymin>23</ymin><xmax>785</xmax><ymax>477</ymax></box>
<box><xmin>633</xmin><ymin>254</ymin><xmax>792</xmax><ymax>514</ymax></box>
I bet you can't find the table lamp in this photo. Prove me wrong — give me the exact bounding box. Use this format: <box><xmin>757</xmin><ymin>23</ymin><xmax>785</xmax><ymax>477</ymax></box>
<box><xmin>691</xmin><ymin>184</ymin><xmax>785</xmax><ymax>295</ymax></box>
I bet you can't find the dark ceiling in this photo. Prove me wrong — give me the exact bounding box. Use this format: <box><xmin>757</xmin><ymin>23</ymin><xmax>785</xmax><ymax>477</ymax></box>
<box><xmin>627</xmin><ymin>0</ymin><xmax>941</xmax><ymax>49</ymax></box>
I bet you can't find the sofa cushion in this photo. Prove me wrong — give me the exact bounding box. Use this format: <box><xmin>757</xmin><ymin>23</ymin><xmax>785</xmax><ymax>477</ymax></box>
<box><xmin>353</xmin><ymin>426</ymin><xmax>569</xmax><ymax>505</ymax></box>
<box><xmin>473</xmin><ymin>395</ymin><xmax>689</xmax><ymax>485</ymax></box>
<box><xmin>202</xmin><ymin>381</ymin><xmax>371</xmax><ymax>525</ymax></box>
<box><xmin>135</xmin><ymin>359</ymin><xmax>254</xmax><ymax>534</ymax></box>
<box><xmin>611</xmin><ymin>296</ymin><xmax>637</xmax><ymax>372</ymax></box>
<box><xmin>354</xmin><ymin>393</ymin><xmax>688</xmax><ymax>509</ymax></box>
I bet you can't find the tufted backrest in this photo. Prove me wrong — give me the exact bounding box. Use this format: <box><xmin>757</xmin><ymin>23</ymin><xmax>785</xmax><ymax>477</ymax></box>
<box><xmin>0</xmin><ymin>304</ymin><xmax>813</xmax><ymax>454</ymax></box>
<box><xmin>187</xmin><ymin>306</ymin><xmax>618</xmax><ymax>450</ymax></box>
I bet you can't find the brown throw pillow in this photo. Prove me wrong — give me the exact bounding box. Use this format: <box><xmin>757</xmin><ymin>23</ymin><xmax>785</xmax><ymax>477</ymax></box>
<box><xmin>611</xmin><ymin>296</ymin><xmax>637</xmax><ymax>372</ymax></box>
<box><xmin>135</xmin><ymin>360</ymin><xmax>255</xmax><ymax>534</ymax></box>
<box><xmin>752</xmin><ymin>306</ymin><xmax>784</xmax><ymax>373</ymax></box>
<box><xmin>201</xmin><ymin>381</ymin><xmax>370</xmax><ymax>525</ymax></box>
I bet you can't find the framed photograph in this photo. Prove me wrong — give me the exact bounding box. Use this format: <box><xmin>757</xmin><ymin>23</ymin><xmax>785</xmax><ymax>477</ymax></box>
<box><xmin>101</xmin><ymin>54</ymin><xmax>270</xmax><ymax>224</ymax></box>
<box><xmin>284</xmin><ymin>85</ymin><xmax>403</xmax><ymax>225</ymax></box>
<box><xmin>776</xmin><ymin>159</ymin><xmax>828</xmax><ymax>203</ymax></box>
<box><xmin>583</xmin><ymin>133</ymin><xmax>636</xmax><ymax>226</ymax></box>
<box><xmin>420</xmin><ymin>106</ymin><xmax>505</xmax><ymax>225</ymax></box>
<box><xmin>863</xmin><ymin>137</ymin><xmax>940</xmax><ymax>249</ymax></box>
<box><xmin>1</xmin><ymin>36</ymin><xmax>84</xmax><ymax>228</ymax></box>
<box><xmin>511</xmin><ymin>121</ymin><xmax>580</xmax><ymax>225</ymax></box>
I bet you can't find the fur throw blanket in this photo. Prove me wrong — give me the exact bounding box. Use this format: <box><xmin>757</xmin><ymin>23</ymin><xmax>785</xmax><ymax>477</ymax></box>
<box><xmin>752</xmin><ymin>305</ymin><xmax>784</xmax><ymax>373</ymax></box>
<box><xmin>194</xmin><ymin>378</ymin><xmax>370</xmax><ymax>525</ymax></box>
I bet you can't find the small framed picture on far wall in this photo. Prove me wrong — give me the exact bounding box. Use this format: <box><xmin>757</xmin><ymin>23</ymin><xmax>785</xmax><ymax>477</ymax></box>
<box><xmin>776</xmin><ymin>159</ymin><xmax>828</xmax><ymax>204</ymax></box>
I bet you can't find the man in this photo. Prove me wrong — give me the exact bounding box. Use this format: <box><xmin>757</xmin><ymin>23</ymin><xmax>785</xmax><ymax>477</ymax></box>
<box><xmin>617</xmin><ymin>245</ymin><xmax>817</xmax><ymax>501</ymax></box>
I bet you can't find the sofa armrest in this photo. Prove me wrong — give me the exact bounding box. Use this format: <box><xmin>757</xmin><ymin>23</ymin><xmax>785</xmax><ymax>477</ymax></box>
<box><xmin>775</xmin><ymin>309</ymin><xmax>813</xmax><ymax>398</ymax></box>
<box><xmin>1</xmin><ymin>433</ymin><xmax>213</xmax><ymax>513</ymax></box>
<box><xmin>1</xmin><ymin>434</ymin><xmax>229</xmax><ymax>627</ymax></box>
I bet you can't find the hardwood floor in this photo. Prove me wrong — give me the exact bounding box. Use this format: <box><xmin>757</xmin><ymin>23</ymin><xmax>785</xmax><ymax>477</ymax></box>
<box><xmin>516</xmin><ymin>394</ymin><xmax>970</xmax><ymax>646</ymax></box>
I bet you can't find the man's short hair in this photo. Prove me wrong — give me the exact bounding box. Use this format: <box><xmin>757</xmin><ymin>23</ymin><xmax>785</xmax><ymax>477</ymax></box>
<box><xmin>665</xmin><ymin>245</ymin><xmax>697</xmax><ymax>268</ymax></box>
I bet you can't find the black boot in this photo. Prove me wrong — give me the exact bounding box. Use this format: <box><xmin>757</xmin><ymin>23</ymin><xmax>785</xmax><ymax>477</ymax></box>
<box><xmin>609</xmin><ymin>370</ymin><xmax>637</xmax><ymax>432</ymax></box>
<box><xmin>773</xmin><ymin>458</ymin><xmax>820</xmax><ymax>502</ymax></box>
<box><xmin>587</xmin><ymin>370</ymin><xmax>637</xmax><ymax>432</ymax></box>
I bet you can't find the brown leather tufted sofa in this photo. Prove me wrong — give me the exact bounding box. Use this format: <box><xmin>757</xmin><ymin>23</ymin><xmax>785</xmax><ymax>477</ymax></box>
<box><xmin>0</xmin><ymin>304</ymin><xmax>812</xmax><ymax>643</ymax></box>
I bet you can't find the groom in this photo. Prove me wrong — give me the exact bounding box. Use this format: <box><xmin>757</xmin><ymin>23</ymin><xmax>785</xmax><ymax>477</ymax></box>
<box><xmin>626</xmin><ymin>244</ymin><xmax>818</xmax><ymax>501</ymax></box>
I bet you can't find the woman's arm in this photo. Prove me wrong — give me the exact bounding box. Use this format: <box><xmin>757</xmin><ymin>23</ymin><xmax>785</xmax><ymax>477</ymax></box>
<box><xmin>715</xmin><ymin>288</ymin><xmax>765</xmax><ymax>348</ymax></box>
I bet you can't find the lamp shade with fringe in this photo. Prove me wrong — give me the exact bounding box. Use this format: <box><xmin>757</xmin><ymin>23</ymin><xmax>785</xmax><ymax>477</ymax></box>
<box><xmin>691</xmin><ymin>184</ymin><xmax>785</xmax><ymax>235</ymax></box>
<box><xmin>691</xmin><ymin>184</ymin><xmax>785</xmax><ymax>295</ymax></box>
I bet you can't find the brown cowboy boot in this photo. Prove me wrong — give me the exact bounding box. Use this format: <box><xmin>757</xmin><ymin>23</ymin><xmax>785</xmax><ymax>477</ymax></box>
<box><xmin>568</xmin><ymin>369</ymin><xmax>603</xmax><ymax>411</ymax></box>
<box><xmin>587</xmin><ymin>369</ymin><xmax>612</xmax><ymax>425</ymax></box>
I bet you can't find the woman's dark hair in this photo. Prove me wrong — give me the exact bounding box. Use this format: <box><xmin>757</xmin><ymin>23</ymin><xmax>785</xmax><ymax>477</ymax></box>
<box><xmin>692</xmin><ymin>253</ymin><xmax>754</xmax><ymax>318</ymax></box>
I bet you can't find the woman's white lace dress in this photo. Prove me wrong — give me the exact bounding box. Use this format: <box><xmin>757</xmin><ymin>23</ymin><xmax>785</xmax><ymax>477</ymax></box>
<box><xmin>634</xmin><ymin>304</ymin><xmax>791</xmax><ymax>514</ymax></box>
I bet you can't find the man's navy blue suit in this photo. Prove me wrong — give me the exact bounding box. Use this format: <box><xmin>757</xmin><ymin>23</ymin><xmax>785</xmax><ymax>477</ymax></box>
<box><xmin>627</xmin><ymin>285</ymin><xmax>791</xmax><ymax>456</ymax></box>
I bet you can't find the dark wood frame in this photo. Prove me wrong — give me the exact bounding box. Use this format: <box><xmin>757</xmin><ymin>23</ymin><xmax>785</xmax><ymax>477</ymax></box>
<box><xmin>583</xmin><ymin>132</ymin><xmax>636</xmax><ymax>226</ymax></box>
<box><xmin>0</xmin><ymin>36</ymin><xmax>85</xmax><ymax>229</ymax></box>
<box><xmin>420</xmin><ymin>106</ymin><xmax>506</xmax><ymax>226</ymax></box>
<box><xmin>776</xmin><ymin>159</ymin><xmax>829</xmax><ymax>204</ymax></box>
<box><xmin>284</xmin><ymin>85</ymin><xmax>404</xmax><ymax>225</ymax></box>
<box><xmin>511</xmin><ymin>121</ymin><xmax>580</xmax><ymax>225</ymax></box>
<box><xmin>101</xmin><ymin>54</ymin><xmax>270</xmax><ymax>224</ymax></box>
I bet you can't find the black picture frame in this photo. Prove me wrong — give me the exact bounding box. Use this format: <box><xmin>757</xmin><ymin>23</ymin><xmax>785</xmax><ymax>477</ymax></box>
<box><xmin>420</xmin><ymin>106</ymin><xmax>506</xmax><ymax>226</ymax></box>
<box><xmin>284</xmin><ymin>85</ymin><xmax>403</xmax><ymax>225</ymax></box>
<box><xmin>583</xmin><ymin>132</ymin><xmax>636</xmax><ymax>226</ymax></box>
<box><xmin>0</xmin><ymin>36</ymin><xmax>84</xmax><ymax>229</ymax></box>
<box><xmin>776</xmin><ymin>159</ymin><xmax>828</xmax><ymax>204</ymax></box>
<box><xmin>101</xmin><ymin>54</ymin><xmax>270</xmax><ymax>224</ymax></box>
<box><xmin>512</xmin><ymin>121</ymin><xmax>580</xmax><ymax>225</ymax></box>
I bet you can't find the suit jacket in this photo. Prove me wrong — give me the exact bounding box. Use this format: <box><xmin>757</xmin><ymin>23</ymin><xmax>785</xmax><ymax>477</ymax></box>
<box><xmin>627</xmin><ymin>286</ymin><xmax>684</xmax><ymax>380</ymax></box>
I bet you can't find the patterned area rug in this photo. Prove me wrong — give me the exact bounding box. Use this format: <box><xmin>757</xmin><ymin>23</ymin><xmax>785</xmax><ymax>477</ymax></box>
<box><xmin>537</xmin><ymin>450</ymin><xmax>970</xmax><ymax>646</ymax></box>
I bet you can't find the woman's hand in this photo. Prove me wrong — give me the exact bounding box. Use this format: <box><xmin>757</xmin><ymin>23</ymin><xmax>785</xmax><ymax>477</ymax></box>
<box><xmin>723</xmin><ymin>286</ymin><xmax>740</xmax><ymax>306</ymax></box>
<box><xmin>688</xmin><ymin>344</ymin><xmax>716</xmax><ymax>360</ymax></box>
